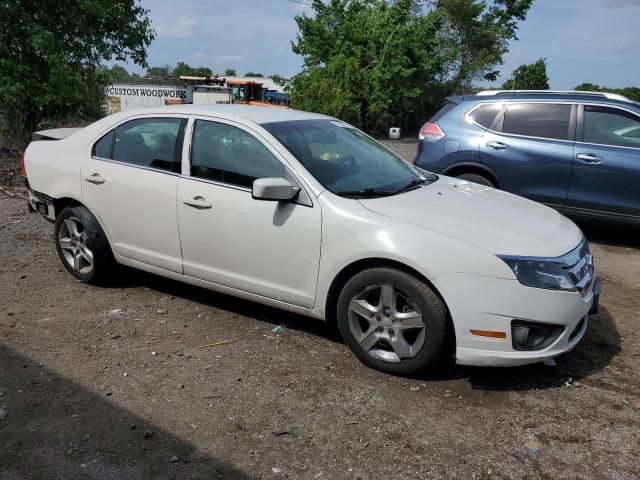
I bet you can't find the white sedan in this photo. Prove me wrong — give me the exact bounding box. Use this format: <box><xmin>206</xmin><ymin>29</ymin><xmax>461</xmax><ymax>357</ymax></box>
<box><xmin>24</xmin><ymin>105</ymin><xmax>600</xmax><ymax>374</ymax></box>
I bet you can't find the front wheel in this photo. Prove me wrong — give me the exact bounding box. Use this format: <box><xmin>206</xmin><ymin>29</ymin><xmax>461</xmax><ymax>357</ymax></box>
<box><xmin>336</xmin><ymin>267</ymin><xmax>448</xmax><ymax>375</ymax></box>
<box><xmin>55</xmin><ymin>205</ymin><xmax>116</xmax><ymax>284</ymax></box>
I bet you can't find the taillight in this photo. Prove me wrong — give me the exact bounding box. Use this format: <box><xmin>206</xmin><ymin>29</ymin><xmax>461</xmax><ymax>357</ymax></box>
<box><xmin>419</xmin><ymin>122</ymin><xmax>445</xmax><ymax>142</ymax></box>
<box><xmin>20</xmin><ymin>151</ymin><xmax>27</xmax><ymax>177</ymax></box>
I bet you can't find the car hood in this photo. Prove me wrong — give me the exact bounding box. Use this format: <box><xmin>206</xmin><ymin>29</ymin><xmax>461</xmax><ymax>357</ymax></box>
<box><xmin>358</xmin><ymin>177</ymin><xmax>582</xmax><ymax>257</ymax></box>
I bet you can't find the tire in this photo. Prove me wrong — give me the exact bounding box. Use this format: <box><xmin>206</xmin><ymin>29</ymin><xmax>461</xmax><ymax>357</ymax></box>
<box><xmin>456</xmin><ymin>173</ymin><xmax>495</xmax><ymax>187</ymax></box>
<box><xmin>336</xmin><ymin>267</ymin><xmax>447</xmax><ymax>375</ymax></box>
<box><xmin>55</xmin><ymin>205</ymin><xmax>116</xmax><ymax>285</ymax></box>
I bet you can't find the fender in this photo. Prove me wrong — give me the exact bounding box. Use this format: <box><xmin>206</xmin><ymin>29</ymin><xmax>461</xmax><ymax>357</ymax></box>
<box><xmin>442</xmin><ymin>161</ymin><xmax>502</xmax><ymax>188</ymax></box>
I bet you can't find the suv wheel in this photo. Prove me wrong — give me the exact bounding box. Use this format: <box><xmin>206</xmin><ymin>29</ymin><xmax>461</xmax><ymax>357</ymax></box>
<box><xmin>457</xmin><ymin>173</ymin><xmax>495</xmax><ymax>187</ymax></box>
<box><xmin>55</xmin><ymin>206</ymin><xmax>116</xmax><ymax>284</ymax></box>
<box><xmin>336</xmin><ymin>267</ymin><xmax>447</xmax><ymax>375</ymax></box>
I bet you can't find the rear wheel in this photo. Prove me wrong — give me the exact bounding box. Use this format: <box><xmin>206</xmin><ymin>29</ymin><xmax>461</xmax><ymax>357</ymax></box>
<box><xmin>456</xmin><ymin>172</ymin><xmax>495</xmax><ymax>187</ymax></box>
<box><xmin>55</xmin><ymin>206</ymin><xmax>116</xmax><ymax>284</ymax></box>
<box><xmin>336</xmin><ymin>268</ymin><xmax>447</xmax><ymax>375</ymax></box>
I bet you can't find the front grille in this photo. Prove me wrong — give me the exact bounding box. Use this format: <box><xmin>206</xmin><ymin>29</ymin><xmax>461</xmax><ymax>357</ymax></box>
<box><xmin>559</xmin><ymin>239</ymin><xmax>594</xmax><ymax>295</ymax></box>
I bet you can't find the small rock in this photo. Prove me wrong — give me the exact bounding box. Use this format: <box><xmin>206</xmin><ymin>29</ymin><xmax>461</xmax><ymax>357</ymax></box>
<box><xmin>272</xmin><ymin>467</ymin><xmax>283</xmax><ymax>476</ymax></box>
<box><xmin>144</xmin><ymin>430</ymin><xmax>154</xmax><ymax>439</ymax></box>
<box><xmin>151</xmin><ymin>351</ymin><xmax>158</xmax><ymax>356</ymax></box>
<box><xmin>170</xmin><ymin>455</ymin><xmax>179</xmax><ymax>463</ymax></box>
<box><xmin>177</xmin><ymin>383</ymin><xmax>185</xmax><ymax>389</ymax></box>
<box><xmin>130</xmin><ymin>424</ymin><xmax>137</xmax><ymax>430</ymax></box>
<box><xmin>444</xmin><ymin>393</ymin><xmax>452</xmax><ymax>397</ymax></box>
<box><xmin>109</xmin><ymin>309</ymin><xmax>124</xmax><ymax>316</ymax></box>
<box><xmin>156</xmin><ymin>309</ymin><xmax>168</xmax><ymax>315</ymax></box>
<box><xmin>542</xmin><ymin>358</ymin><xmax>557</xmax><ymax>367</ymax></box>
<box><xmin>409</xmin><ymin>386</ymin><xmax>420</xmax><ymax>392</ymax></box>
<box><xmin>124</xmin><ymin>373</ymin><xmax>128</xmax><ymax>377</ymax></box>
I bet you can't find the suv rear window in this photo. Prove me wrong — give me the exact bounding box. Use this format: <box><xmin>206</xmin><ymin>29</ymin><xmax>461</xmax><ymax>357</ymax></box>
<box><xmin>502</xmin><ymin>103</ymin><xmax>572</xmax><ymax>140</ymax></box>
<box><xmin>469</xmin><ymin>104</ymin><xmax>502</xmax><ymax>128</ymax></box>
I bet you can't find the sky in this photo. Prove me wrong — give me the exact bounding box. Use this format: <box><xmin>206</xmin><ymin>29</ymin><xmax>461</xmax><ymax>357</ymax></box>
<box><xmin>119</xmin><ymin>0</ymin><xmax>640</xmax><ymax>88</ymax></box>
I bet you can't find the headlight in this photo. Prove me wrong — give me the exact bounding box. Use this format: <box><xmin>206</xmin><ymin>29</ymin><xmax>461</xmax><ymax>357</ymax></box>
<box><xmin>499</xmin><ymin>257</ymin><xmax>576</xmax><ymax>292</ymax></box>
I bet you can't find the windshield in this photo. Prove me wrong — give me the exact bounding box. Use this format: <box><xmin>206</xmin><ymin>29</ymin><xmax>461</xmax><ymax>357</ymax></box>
<box><xmin>263</xmin><ymin>119</ymin><xmax>433</xmax><ymax>196</ymax></box>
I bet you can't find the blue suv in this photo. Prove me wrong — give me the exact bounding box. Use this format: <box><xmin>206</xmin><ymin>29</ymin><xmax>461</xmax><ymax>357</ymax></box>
<box><xmin>414</xmin><ymin>90</ymin><xmax>640</xmax><ymax>224</ymax></box>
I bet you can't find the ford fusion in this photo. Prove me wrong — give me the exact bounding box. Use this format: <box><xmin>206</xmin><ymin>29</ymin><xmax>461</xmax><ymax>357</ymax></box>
<box><xmin>23</xmin><ymin>105</ymin><xmax>600</xmax><ymax>375</ymax></box>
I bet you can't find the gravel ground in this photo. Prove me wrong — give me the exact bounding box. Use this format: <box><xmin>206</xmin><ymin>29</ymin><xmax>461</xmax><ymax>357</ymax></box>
<box><xmin>1</xmin><ymin>144</ymin><xmax>639</xmax><ymax>480</ymax></box>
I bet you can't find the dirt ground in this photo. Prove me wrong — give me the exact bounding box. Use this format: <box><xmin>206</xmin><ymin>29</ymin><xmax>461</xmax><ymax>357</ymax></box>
<box><xmin>1</xmin><ymin>143</ymin><xmax>639</xmax><ymax>480</ymax></box>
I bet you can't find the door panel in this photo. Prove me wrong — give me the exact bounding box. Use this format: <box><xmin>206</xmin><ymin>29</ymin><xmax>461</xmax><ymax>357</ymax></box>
<box><xmin>81</xmin><ymin>116</ymin><xmax>186</xmax><ymax>273</ymax></box>
<box><xmin>177</xmin><ymin>118</ymin><xmax>321</xmax><ymax>308</ymax></box>
<box><xmin>177</xmin><ymin>180</ymin><xmax>321</xmax><ymax>307</ymax></box>
<box><xmin>568</xmin><ymin>104</ymin><xmax>640</xmax><ymax>217</ymax></box>
<box><xmin>479</xmin><ymin>103</ymin><xmax>575</xmax><ymax>205</ymax></box>
<box><xmin>82</xmin><ymin>160</ymin><xmax>182</xmax><ymax>272</ymax></box>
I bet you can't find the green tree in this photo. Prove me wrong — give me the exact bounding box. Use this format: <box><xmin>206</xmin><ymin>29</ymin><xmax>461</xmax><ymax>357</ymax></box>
<box><xmin>502</xmin><ymin>58</ymin><xmax>549</xmax><ymax>90</ymax></box>
<box><xmin>173</xmin><ymin>62</ymin><xmax>213</xmax><ymax>78</ymax></box>
<box><xmin>146</xmin><ymin>65</ymin><xmax>172</xmax><ymax>80</ymax></box>
<box><xmin>574</xmin><ymin>83</ymin><xmax>640</xmax><ymax>102</ymax></box>
<box><xmin>244</xmin><ymin>72</ymin><xmax>264</xmax><ymax>77</ymax></box>
<box><xmin>97</xmin><ymin>65</ymin><xmax>132</xmax><ymax>83</ymax></box>
<box><xmin>224</xmin><ymin>68</ymin><xmax>237</xmax><ymax>76</ymax></box>
<box><xmin>290</xmin><ymin>0</ymin><xmax>532</xmax><ymax>133</ymax></box>
<box><xmin>0</xmin><ymin>0</ymin><xmax>154</xmax><ymax>145</ymax></box>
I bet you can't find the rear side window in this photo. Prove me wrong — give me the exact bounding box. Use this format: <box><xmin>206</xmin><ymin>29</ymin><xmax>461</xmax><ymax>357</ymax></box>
<box><xmin>92</xmin><ymin>118</ymin><xmax>186</xmax><ymax>173</ymax></box>
<box><xmin>583</xmin><ymin>105</ymin><xmax>640</xmax><ymax>148</ymax></box>
<box><xmin>502</xmin><ymin>103</ymin><xmax>572</xmax><ymax>140</ymax></box>
<box><xmin>190</xmin><ymin>120</ymin><xmax>285</xmax><ymax>188</ymax></box>
<box><xmin>469</xmin><ymin>103</ymin><xmax>502</xmax><ymax>128</ymax></box>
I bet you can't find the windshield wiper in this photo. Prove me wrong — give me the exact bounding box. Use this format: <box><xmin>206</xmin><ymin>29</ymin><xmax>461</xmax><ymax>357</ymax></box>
<box><xmin>333</xmin><ymin>188</ymin><xmax>398</xmax><ymax>198</ymax></box>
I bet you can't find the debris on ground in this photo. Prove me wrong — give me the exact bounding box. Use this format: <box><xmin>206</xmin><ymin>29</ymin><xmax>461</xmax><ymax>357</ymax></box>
<box><xmin>272</xmin><ymin>467</ymin><xmax>283</xmax><ymax>475</ymax></box>
<box><xmin>409</xmin><ymin>386</ymin><xmax>420</xmax><ymax>392</ymax></box>
<box><xmin>526</xmin><ymin>440</ymin><xmax>541</xmax><ymax>458</ymax></box>
<box><xmin>156</xmin><ymin>309</ymin><xmax>168</xmax><ymax>315</ymax></box>
<box><xmin>542</xmin><ymin>358</ymin><xmax>557</xmax><ymax>367</ymax></box>
<box><xmin>199</xmin><ymin>340</ymin><xmax>231</xmax><ymax>348</ymax></box>
<box><xmin>169</xmin><ymin>455</ymin><xmax>179</xmax><ymax>463</ymax></box>
<box><xmin>271</xmin><ymin>325</ymin><xmax>284</xmax><ymax>333</ymax></box>
<box><xmin>0</xmin><ymin>407</ymin><xmax>7</xmax><ymax>420</ymax></box>
<box><xmin>272</xmin><ymin>427</ymin><xmax>295</xmax><ymax>436</ymax></box>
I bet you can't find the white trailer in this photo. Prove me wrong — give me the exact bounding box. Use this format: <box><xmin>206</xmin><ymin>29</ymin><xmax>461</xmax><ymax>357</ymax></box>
<box><xmin>106</xmin><ymin>82</ymin><xmax>231</xmax><ymax>115</ymax></box>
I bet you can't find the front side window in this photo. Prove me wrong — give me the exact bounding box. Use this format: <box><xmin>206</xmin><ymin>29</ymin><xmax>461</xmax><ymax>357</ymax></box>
<box><xmin>583</xmin><ymin>105</ymin><xmax>640</xmax><ymax>148</ymax></box>
<box><xmin>263</xmin><ymin>120</ymin><xmax>429</xmax><ymax>195</ymax></box>
<box><xmin>502</xmin><ymin>103</ymin><xmax>572</xmax><ymax>140</ymax></box>
<box><xmin>191</xmin><ymin>120</ymin><xmax>285</xmax><ymax>188</ymax></box>
<box><xmin>92</xmin><ymin>118</ymin><xmax>185</xmax><ymax>172</ymax></box>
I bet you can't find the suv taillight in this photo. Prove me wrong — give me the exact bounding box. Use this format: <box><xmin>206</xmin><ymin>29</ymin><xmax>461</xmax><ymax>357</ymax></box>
<box><xmin>20</xmin><ymin>151</ymin><xmax>27</xmax><ymax>177</ymax></box>
<box><xmin>419</xmin><ymin>122</ymin><xmax>445</xmax><ymax>142</ymax></box>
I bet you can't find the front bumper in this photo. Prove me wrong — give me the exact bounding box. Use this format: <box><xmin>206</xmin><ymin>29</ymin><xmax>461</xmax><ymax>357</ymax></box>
<box><xmin>433</xmin><ymin>272</ymin><xmax>599</xmax><ymax>367</ymax></box>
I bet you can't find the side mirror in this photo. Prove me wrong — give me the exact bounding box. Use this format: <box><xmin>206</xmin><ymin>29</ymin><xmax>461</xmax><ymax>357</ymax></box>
<box><xmin>252</xmin><ymin>177</ymin><xmax>301</xmax><ymax>201</ymax></box>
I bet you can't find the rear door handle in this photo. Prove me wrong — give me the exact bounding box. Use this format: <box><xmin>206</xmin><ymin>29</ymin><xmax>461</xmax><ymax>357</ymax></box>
<box><xmin>487</xmin><ymin>141</ymin><xmax>508</xmax><ymax>150</ymax></box>
<box><xmin>83</xmin><ymin>173</ymin><xmax>105</xmax><ymax>185</ymax></box>
<box><xmin>576</xmin><ymin>153</ymin><xmax>603</xmax><ymax>164</ymax></box>
<box><xmin>183</xmin><ymin>196</ymin><xmax>212</xmax><ymax>209</ymax></box>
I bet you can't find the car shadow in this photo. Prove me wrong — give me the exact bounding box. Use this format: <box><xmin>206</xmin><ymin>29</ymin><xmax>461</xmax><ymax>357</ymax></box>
<box><xmin>105</xmin><ymin>268</ymin><xmax>620</xmax><ymax>392</ymax></box>
<box><xmin>0</xmin><ymin>344</ymin><xmax>253</xmax><ymax>479</ymax></box>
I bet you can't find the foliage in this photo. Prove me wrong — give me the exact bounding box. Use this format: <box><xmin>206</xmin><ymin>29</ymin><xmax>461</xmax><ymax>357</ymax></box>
<box><xmin>244</xmin><ymin>72</ymin><xmax>265</xmax><ymax>77</ymax></box>
<box><xmin>290</xmin><ymin>0</ymin><xmax>533</xmax><ymax>133</ymax></box>
<box><xmin>502</xmin><ymin>58</ymin><xmax>549</xmax><ymax>90</ymax></box>
<box><xmin>574</xmin><ymin>83</ymin><xmax>640</xmax><ymax>102</ymax></box>
<box><xmin>224</xmin><ymin>68</ymin><xmax>237</xmax><ymax>76</ymax></box>
<box><xmin>0</xmin><ymin>0</ymin><xmax>154</xmax><ymax>145</ymax></box>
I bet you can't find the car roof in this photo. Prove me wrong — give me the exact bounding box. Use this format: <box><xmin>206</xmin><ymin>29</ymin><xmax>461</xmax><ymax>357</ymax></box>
<box><xmin>123</xmin><ymin>104</ymin><xmax>335</xmax><ymax>125</ymax></box>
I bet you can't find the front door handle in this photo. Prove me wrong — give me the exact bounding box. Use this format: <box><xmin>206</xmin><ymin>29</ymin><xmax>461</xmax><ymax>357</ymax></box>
<box><xmin>576</xmin><ymin>153</ymin><xmax>603</xmax><ymax>164</ymax></box>
<box><xmin>83</xmin><ymin>173</ymin><xmax>105</xmax><ymax>185</ymax></box>
<box><xmin>183</xmin><ymin>196</ymin><xmax>212</xmax><ymax>209</ymax></box>
<box><xmin>487</xmin><ymin>141</ymin><xmax>508</xmax><ymax>150</ymax></box>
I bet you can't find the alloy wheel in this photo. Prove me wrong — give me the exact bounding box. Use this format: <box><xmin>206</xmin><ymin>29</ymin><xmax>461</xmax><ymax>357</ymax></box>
<box><xmin>58</xmin><ymin>217</ymin><xmax>94</xmax><ymax>275</ymax></box>
<box><xmin>347</xmin><ymin>284</ymin><xmax>426</xmax><ymax>363</ymax></box>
